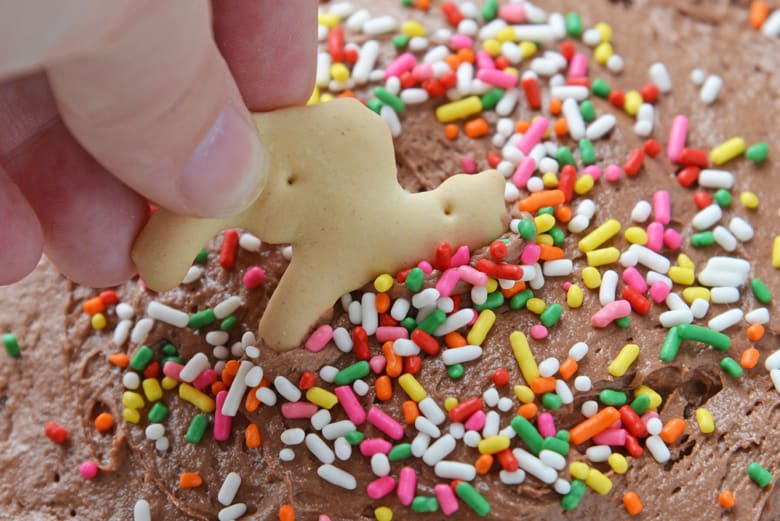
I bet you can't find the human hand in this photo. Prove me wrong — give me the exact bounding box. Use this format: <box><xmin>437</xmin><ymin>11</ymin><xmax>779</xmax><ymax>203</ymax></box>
<box><xmin>0</xmin><ymin>0</ymin><xmax>316</xmax><ymax>286</ymax></box>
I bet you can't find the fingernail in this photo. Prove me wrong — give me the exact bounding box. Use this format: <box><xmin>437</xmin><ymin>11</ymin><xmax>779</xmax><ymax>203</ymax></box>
<box><xmin>179</xmin><ymin>104</ymin><xmax>266</xmax><ymax>218</ymax></box>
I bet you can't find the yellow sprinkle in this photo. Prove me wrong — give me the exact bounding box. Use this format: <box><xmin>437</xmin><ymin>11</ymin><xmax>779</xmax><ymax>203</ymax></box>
<box><xmin>374</xmin><ymin>273</ymin><xmax>394</xmax><ymax>293</ymax></box>
<box><xmin>739</xmin><ymin>191</ymin><xmax>759</xmax><ymax>209</ymax></box>
<box><xmin>398</xmin><ymin>374</ymin><xmax>427</xmax><ymax>402</ymax></box>
<box><xmin>330</xmin><ymin>62</ymin><xmax>350</xmax><ymax>82</ymax></box>
<box><xmin>306</xmin><ymin>387</ymin><xmax>339</xmax><ymax>409</ymax></box>
<box><xmin>535</xmin><ymin>234</ymin><xmax>554</xmax><ymax>246</ymax></box>
<box><xmin>444</xmin><ymin>397</ymin><xmax>459</xmax><ymax>411</ymax></box>
<box><xmin>623</xmin><ymin>90</ymin><xmax>643</xmax><ymax>116</ymax></box>
<box><xmin>586</xmin><ymin>247</ymin><xmax>620</xmax><ymax>267</ymax></box>
<box><xmin>608</xmin><ymin>344</ymin><xmax>640</xmax><ymax>377</ymax></box>
<box><xmin>435</xmin><ymin>96</ymin><xmax>483</xmax><ymax>123</ymax></box>
<box><xmin>178</xmin><ymin>383</ymin><xmax>215</xmax><ymax>413</ymax></box>
<box><xmin>534</xmin><ymin>213</ymin><xmax>556</xmax><ymax>233</ymax></box>
<box><xmin>710</xmin><ymin>137</ymin><xmax>746</xmax><ymax>165</ymax></box>
<box><xmin>595</xmin><ymin>22</ymin><xmax>613</xmax><ymax>42</ymax></box>
<box><xmin>317</xmin><ymin>12</ymin><xmax>340</xmax><ymax>28</ymax></box>
<box><xmin>503</xmin><ymin>67</ymin><xmax>519</xmax><ymax>78</ymax></box>
<box><xmin>579</xmin><ymin>219</ymin><xmax>621</xmax><ymax>252</ymax></box>
<box><xmin>320</xmin><ymin>93</ymin><xmax>334</xmax><ymax>103</ymax></box>
<box><xmin>574</xmin><ymin>174</ymin><xmax>594</xmax><ymax>195</ymax></box>
<box><xmin>486</xmin><ymin>277</ymin><xmax>499</xmax><ymax>293</ymax></box>
<box><xmin>478</xmin><ymin>435</ymin><xmax>511</xmax><ymax>454</ymax></box>
<box><xmin>497</xmin><ymin>26</ymin><xmax>516</xmax><ymax>42</ymax></box>
<box><xmin>482</xmin><ymin>38</ymin><xmax>501</xmax><ymax>56</ymax></box>
<box><xmin>122</xmin><ymin>408</ymin><xmax>141</xmax><ymax>424</ymax></box>
<box><xmin>542</xmin><ymin>172</ymin><xmax>559</xmax><ymax>188</ymax></box>
<box><xmin>467</xmin><ymin>309</ymin><xmax>496</xmax><ymax>346</ymax></box>
<box><xmin>91</xmin><ymin>313</ymin><xmax>107</xmax><ymax>330</ymax></box>
<box><xmin>569</xmin><ymin>461</ymin><xmax>589</xmax><ymax>480</ymax></box>
<box><xmin>774</xmin><ymin>236</ymin><xmax>780</xmax><ymax>268</ymax></box>
<box><xmin>526</xmin><ymin>298</ymin><xmax>546</xmax><ymax>315</ymax></box>
<box><xmin>514</xmin><ymin>385</ymin><xmax>535</xmax><ymax>404</ymax></box>
<box><xmin>668</xmin><ymin>267</ymin><xmax>695</xmax><ymax>286</ymax></box>
<box><xmin>635</xmin><ymin>385</ymin><xmax>662</xmax><ymax>411</ymax></box>
<box><xmin>677</xmin><ymin>253</ymin><xmax>696</xmax><ymax>270</ymax></box>
<box><xmin>682</xmin><ymin>286</ymin><xmax>710</xmax><ymax>304</ymax></box>
<box><xmin>122</xmin><ymin>391</ymin><xmax>145</xmax><ymax>409</ymax></box>
<box><xmin>401</xmin><ymin>20</ymin><xmax>426</xmax><ymax>37</ymax></box>
<box><xmin>566</xmin><ymin>284</ymin><xmax>584</xmax><ymax>308</ymax></box>
<box><xmin>593</xmin><ymin>42</ymin><xmax>613</xmax><ymax>65</ymax></box>
<box><xmin>161</xmin><ymin>376</ymin><xmax>179</xmax><ymax>391</ymax></box>
<box><xmin>374</xmin><ymin>506</ymin><xmax>393</xmax><ymax>521</ymax></box>
<box><xmin>696</xmin><ymin>407</ymin><xmax>715</xmax><ymax>434</ymax></box>
<box><xmin>624</xmin><ymin>226</ymin><xmax>648</xmax><ymax>245</ymax></box>
<box><xmin>142</xmin><ymin>378</ymin><xmax>163</xmax><ymax>402</ymax></box>
<box><xmin>608</xmin><ymin>453</ymin><xmax>628</xmax><ymax>474</ymax></box>
<box><xmin>307</xmin><ymin>85</ymin><xmax>320</xmax><ymax>105</ymax></box>
<box><xmin>510</xmin><ymin>331</ymin><xmax>540</xmax><ymax>383</ymax></box>
<box><xmin>585</xmin><ymin>467</ymin><xmax>613</xmax><ymax>495</ymax></box>
<box><xmin>582</xmin><ymin>266</ymin><xmax>602</xmax><ymax>289</ymax></box>
<box><xmin>519</xmin><ymin>41</ymin><xmax>537</xmax><ymax>58</ymax></box>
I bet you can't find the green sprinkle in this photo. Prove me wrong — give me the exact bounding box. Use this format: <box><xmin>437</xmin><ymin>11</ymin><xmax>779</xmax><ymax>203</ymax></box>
<box><xmin>677</xmin><ymin>324</ymin><xmax>730</xmax><ymax>350</ymax></box>
<box><xmin>185</xmin><ymin>414</ymin><xmax>209</xmax><ymax>444</ymax></box>
<box><xmin>630</xmin><ymin>394</ymin><xmax>651</xmax><ymax>415</ymax></box>
<box><xmin>411</xmin><ymin>496</ymin><xmax>439</xmax><ymax>513</ymax></box>
<box><xmin>189</xmin><ymin>309</ymin><xmax>216</xmax><ymax>329</ymax></box>
<box><xmin>220</xmin><ymin>315</ymin><xmax>237</xmax><ymax>331</ymax></box>
<box><xmin>745</xmin><ymin>142</ymin><xmax>769</xmax><ymax>163</ymax></box>
<box><xmin>591</xmin><ymin>78</ymin><xmax>611</xmax><ymax>98</ymax></box>
<box><xmin>556</xmin><ymin>430</ymin><xmax>570</xmax><ymax>442</ymax></box>
<box><xmin>366</xmin><ymin>98</ymin><xmax>383</xmax><ymax>114</ymax></box>
<box><xmin>517</xmin><ymin>219</ymin><xmax>537</xmax><ymax>241</ymax></box>
<box><xmin>714</xmin><ymin>188</ymin><xmax>732</xmax><ymax>207</ymax></box>
<box><xmin>405</xmin><ymin>267</ymin><xmax>425</xmax><ymax>292</ymax></box>
<box><xmin>2</xmin><ymin>333</ymin><xmax>20</xmax><ymax>358</ymax></box>
<box><xmin>511</xmin><ymin>416</ymin><xmax>543</xmax><ymax>455</ymax></box>
<box><xmin>556</xmin><ymin>146</ymin><xmax>576</xmax><ymax>167</ymax></box>
<box><xmin>561</xmin><ymin>479</ymin><xmax>586</xmax><ymax>511</ymax></box>
<box><xmin>579</xmin><ymin>139</ymin><xmax>596</xmax><ymax>165</ymax></box>
<box><xmin>720</xmin><ymin>356</ymin><xmax>743</xmax><ymax>378</ymax></box>
<box><xmin>161</xmin><ymin>343</ymin><xmax>178</xmax><ymax>356</ymax></box>
<box><xmin>537</xmin><ymin>207</ymin><xmax>555</xmax><ymax>216</ymax></box>
<box><xmin>148</xmin><ymin>402</ymin><xmax>169</xmax><ymax>423</ymax></box>
<box><xmin>344</xmin><ymin>430</ymin><xmax>365</xmax><ymax>445</ymax></box>
<box><xmin>748</xmin><ymin>462</ymin><xmax>772</xmax><ymax>488</ymax></box>
<box><xmin>659</xmin><ymin>326</ymin><xmax>682</xmax><ymax>362</ymax></box>
<box><xmin>509</xmin><ymin>290</ymin><xmax>534</xmax><ymax>310</ymax></box>
<box><xmin>334</xmin><ymin>361</ymin><xmax>370</xmax><ymax>385</ymax></box>
<box><xmin>417</xmin><ymin>309</ymin><xmax>447</xmax><ymax>334</ymax></box>
<box><xmin>615</xmin><ymin>316</ymin><xmax>632</xmax><ymax>328</ymax></box>
<box><xmin>579</xmin><ymin>100</ymin><xmax>596</xmax><ymax>122</ymax></box>
<box><xmin>388</xmin><ymin>443</ymin><xmax>413</xmax><ymax>461</ymax></box>
<box><xmin>162</xmin><ymin>356</ymin><xmax>184</xmax><ymax>366</ymax></box>
<box><xmin>400</xmin><ymin>0</ymin><xmax>413</xmax><ymax>5</ymax></box>
<box><xmin>455</xmin><ymin>482</ymin><xmax>490</xmax><ymax>517</ymax></box>
<box><xmin>565</xmin><ymin>12</ymin><xmax>583</xmax><ymax>36</ymax></box>
<box><xmin>392</xmin><ymin>33</ymin><xmax>409</xmax><ymax>49</ymax></box>
<box><xmin>599</xmin><ymin>389</ymin><xmax>627</xmax><ymax>406</ymax></box>
<box><xmin>194</xmin><ymin>248</ymin><xmax>208</xmax><ymax>264</ymax></box>
<box><xmin>691</xmin><ymin>231</ymin><xmax>715</xmax><ymax>247</ymax></box>
<box><xmin>448</xmin><ymin>363</ymin><xmax>465</xmax><ymax>379</ymax></box>
<box><xmin>374</xmin><ymin>87</ymin><xmax>405</xmax><ymax>113</ymax></box>
<box><xmin>480</xmin><ymin>88</ymin><xmax>504</xmax><ymax>111</ymax></box>
<box><xmin>542</xmin><ymin>393</ymin><xmax>563</xmax><ymax>410</ymax></box>
<box><xmin>540</xmin><ymin>303</ymin><xmax>563</xmax><ymax>327</ymax></box>
<box><xmin>542</xmin><ymin>435</ymin><xmax>569</xmax><ymax>455</ymax></box>
<box><xmin>549</xmin><ymin>226</ymin><xmax>566</xmax><ymax>246</ymax></box>
<box><xmin>400</xmin><ymin>317</ymin><xmax>417</xmax><ymax>332</ymax></box>
<box><xmin>475</xmin><ymin>291</ymin><xmax>505</xmax><ymax>311</ymax></box>
<box><xmin>481</xmin><ymin>0</ymin><xmax>499</xmax><ymax>21</ymax></box>
<box><xmin>751</xmin><ymin>278</ymin><xmax>772</xmax><ymax>303</ymax></box>
<box><xmin>130</xmin><ymin>345</ymin><xmax>154</xmax><ymax>371</ymax></box>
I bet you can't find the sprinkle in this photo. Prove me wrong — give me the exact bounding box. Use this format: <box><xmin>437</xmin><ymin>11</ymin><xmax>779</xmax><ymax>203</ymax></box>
<box><xmin>696</xmin><ymin>407</ymin><xmax>716</xmax><ymax>434</ymax></box>
<box><xmin>133</xmin><ymin>500</ymin><xmax>151</xmax><ymax>521</ymax></box>
<box><xmin>747</xmin><ymin>462</ymin><xmax>773</xmax><ymax>488</ymax></box>
<box><xmin>79</xmin><ymin>461</ymin><xmax>99</xmax><ymax>479</ymax></box>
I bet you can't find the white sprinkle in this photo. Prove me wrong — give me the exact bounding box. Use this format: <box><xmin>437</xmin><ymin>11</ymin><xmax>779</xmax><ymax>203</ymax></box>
<box><xmin>134</xmin><ymin>500</ymin><xmax>151</xmax><ymax>521</ymax></box>
<box><xmin>217</xmin><ymin>472</ymin><xmax>242</xmax><ymax>506</ymax></box>
<box><xmin>711</xmin><ymin>287</ymin><xmax>740</xmax><ymax>304</ymax></box>
<box><xmin>409</xmin><ymin>36</ymin><xmax>429</xmax><ymax>51</ymax></box>
<box><xmin>555</xmin><ymin>380</ymin><xmax>574</xmax><ymax>405</ymax></box>
<box><xmin>513</xmin><ymin>24</ymin><xmax>557</xmax><ymax>43</ymax></box>
<box><xmin>659</xmin><ymin>309</ymin><xmax>693</xmax><ymax>328</ymax></box>
<box><xmin>419</xmin><ymin>397</ymin><xmax>446</xmax><ymax>425</ymax></box>
<box><xmin>483</xmin><ymin>388</ymin><xmax>500</xmax><ymax>408</ymax></box>
<box><xmin>567</xmin><ymin>215</ymin><xmax>589</xmax><ymax>233</ymax></box>
<box><xmin>574</xmin><ymin>376</ymin><xmax>592</xmax><ymax>392</ymax></box>
<box><xmin>690</xmin><ymin>68</ymin><xmax>706</xmax><ymax>85</ymax></box>
<box><xmin>332</xmin><ymin>327</ymin><xmax>353</xmax><ymax>353</ymax></box>
<box><xmin>538</xmin><ymin>358</ymin><xmax>560</xmax><ymax>378</ymax></box>
<box><xmin>771</xmin><ymin>369</ymin><xmax>780</xmax><ymax>394</ymax></box>
<box><xmin>371</xmin><ymin>453</ymin><xmax>391</xmax><ymax>477</ymax></box>
<box><xmin>345</xmin><ymin>8</ymin><xmax>370</xmax><ymax>31</ymax></box>
<box><xmin>130</xmin><ymin>318</ymin><xmax>153</xmax><ymax>344</ymax></box>
<box><xmin>631</xmin><ymin>200</ymin><xmax>652</xmax><ymax>223</ymax></box>
<box><xmin>281</xmin><ymin>428</ymin><xmax>306</xmax><ymax>446</ymax></box>
<box><xmin>728</xmin><ymin>216</ymin><xmax>754</xmax><ymax>242</ymax></box>
<box><xmin>767</xmin><ymin>350</ymin><xmax>780</xmax><ymax>371</ymax></box>
<box><xmin>441</xmin><ymin>345</ymin><xmax>482</xmax><ymax>365</ymax></box>
<box><xmin>351</xmin><ymin>40</ymin><xmax>379</xmax><ymax>85</ymax></box>
<box><xmin>179</xmin><ymin>353</ymin><xmax>210</xmax><ymax>383</ymax></box>
<box><xmin>322</xmin><ymin>420</ymin><xmax>356</xmax><ymax>441</ymax></box>
<box><xmin>415</xmin><ymin>415</ymin><xmax>441</xmax><ymax>438</ymax></box>
<box><xmin>554</xmin><ymin>479</ymin><xmax>571</xmax><ymax>495</ymax></box>
<box><xmin>306</xmin><ymin>433</ymin><xmax>335</xmax><ymax>464</ymax></box>
<box><xmin>182</xmin><ymin>265</ymin><xmax>204</xmax><ymax>284</ymax></box>
<box><xmin>700</xmin><ymin>74</ymin><xmax>723</xmax><ymax>105</ymax></box>
<box><xmin>581</xmin><ymin>400</ymin><xmax>599</xmax><ymax>417</ymax></box>
<box><xmin>708</xmin><ymin>308</ymin><xmax>744</xmax><ymax>332</ymax></box>
<box><xmin>279</xmin><ymin>448</ymin><xmax>295</xmax><ymax>462</ymax></box>
<box><xmin>434</xmin><ymin>308</ymin><xmax>475</xmax><ymax>336</ymax></box>
<box><xmin>214</xmin><ymin>296</ymin><xmax>242</xmax><ymax>320</ymax></box>
<box><xmin>362</xmin><ymin>15</ymin><xmax>397</xmax><ymax>35</ymax></box>
<box><xmin>698</xmin><ymin>169</ymin><xmax>734</xmax><ymax>189</ymax></box>
<box><xmin>586</xmin><ymin>445</ymin><xmax>612</xmax><ymax>463</ymax></box>
<box><xmin>646</xmin><ymin>435</ymin><xmax>671</xmax><ymax>463</ymax></box>
<box><xmin>206</xmin><ymin>331</ymin><xmax>229</xmax><ymax>347</ymax></box>
<box><xmin>353</xmin><ymin>379</ymin><xmax>369</xmax><ymax>396</ymax></box>
<box><xmin>334</xmin><ymin>437</ymin><xmax>352</xmax><ymax>461</ymax></box>
<box><xmin>412</xmin><ymin>432</ymin><xmax>432</xmax><ymax>457</ymax></box>
<box><xmin>116</xmin><ymin>302</ymin><xmax>135</xmax><ymax>320</ymax></box>
<box><xmin>144</xmin><ymin>423</ymin><xmax>164</xmax><ymax>441</ymax></box>
<box><xmin>400</xmin><ymin>88</ymin><xmax>429</xmax><ymax>105</ymax></box>
<box><xmin>222</xmin><ymin>361</ymin><xmax>252</xmax><ymax>417</ymax></box>
<box><xmin>380</xmin><ymin>105</ymin><xmax>402</xmax><ymax>137</ymax></box>
<box><xmin>746</xmin><ymin>307</ymin><xmax>769</xmax><ymax>324</ymax></box>
<box><xmin>606</xmin><ymin>54</ymin><xmax>624</xmax><ymax>73</ymax></box>
<box><xmin>582</xmin><ymin>28</ymin><xmax>601</xmax><ymax>46</ymax></box>
<box><xmin>274</xmin><ymin>375</ymin><xmax>301</xmax><ymax>402</ymax></box>
<box><xmin>498</xmin><ymin>397</ymin><xmax>514</xmax><ymax>412</ymax></box>
<box><xmin>435</xmin><ymin>461</ymin><xmax>476</xmax><ymax>481</ymax></box>
<box><xmin>513</xmin><ymin>448</ymin><xmax>558</xmax><ymax>484</ymax></box>
<box><xmin>539</xmin><ymin>449</ymin><xmax>567</xmax><ymax>470</ymax></box>
<box><xmin>585</xmin><ymin>114</ymin><xmax>617</xmax><ymax>140</ymax></box>
<box><xmin>254</xmin><ymin>387</ymin><xmax>276</xmax><ymax>406</ymax></box>
<box><xmin>482</xmin><ymin>411</ymin><xmax>501</xmax><ymax>438</ymax></box>
<box><xmin>551</xmin><ymin>85</ymin><xmax>590</xmax><ymax>101</ymax></box>
<box><xmin>244</xmin><ymin>366</ymin><xmax>264</xmax><ymax>388</ymax></box>
<box><xmin>238</xmin><ymin>232</ymin><xmax>261</xmax><ymax>252</ymax></box>
<box><xmin>543</xmin><ymin>259</ymin><xmax>573</xmax><ymax>277</ymax></box>
<box><xmin>647</xmin><ymin>271</ymin><xmax>673</xmax><ymax>289</ymax></box>
<box><xmin>311</xmin><ymin>409</ymin><xmax>331</xmax><ymax>431</ymax></box>
<box><xmin>599</xmin><ymin>270</ymin><xmax>619</xmax><ymax>305</ymax></box>
<box><xmin>562</xmin><ymin>98</ymin><xmax>585</xmax><ymax>140</ymax></box>
<box><xmin>113</xmin><ymin>319</ymin><xmax>132</xmax><ymax>346</ymax></box>
<box><xmin>229</xmin><ymin>342</ymin><xmax>244</xmax><ymax>359</ymax></box>
<box><xmin>463</xmin><ymin>430</ymin><xmax>482</xmax><ymax>448</ymax></box>
<box><xmin>449</xmin><ymin>422</ymin><xmax>465</xmax><ymax>440</ymax></box>
<box><xmin>423</xmin><ymin>434</ymin><xmax>456</xmax><ymax>466</ymax></box>
<box><xmin>218</xmin><ymin>503</ymin><xmax>247</xmax><ymax>521</ymax></box>
<box><xmin>761</xmin><ymin>9</ymin><xmax>780</xmax><ymax>36</ymax></box>
<box><xmin>319</xmin><ymin>365</ymin><xmax>339</xmax><ymax>383</ymax></box>
<box><xmin>155</xmin><ymin>436</ymin><xmax>169</xmax><ymax>452</ymax></box>
<box><xmin>569</xmin><ymin>342</ymin><xmax>589</xmax><ymax>362</ymax></box>
<box><xmin>665</xmin><ymin>293</ymin><xmax>689</xmax><ymax>311</ymax></box>
<box><xmin>713</xmin><ymin>226</ymin><xmax>738</xmax><ymax>252</ymax></box>
<box><xmin>244</xmin><ymin>345</ymin><xmax>260</xmax><ymax>359</ymax></box>
<box><xmin>649</xmin><ymin>62</ymin><xmax>672</xmax><ymax>93</ymax></box>
<box><xmin>646</xmin><ymin>417</ymin><xmax>663</xmax><ymax>436</ymax></box>
<box><xmin>692</xmin><ymin>204</ymin><xmax>723</xmax><ymax>230</ymax></box>
<box><xmin>500</xmin><ymin>469</ymin><xmax>526</xmax><ymax>485</ymax></box>
<box><xmin>123</xmin><ymin>372</ymin><xmax>140</xmax><ymax>390</ymax></box>
<box><xmin>423</xmin><ymin>44</ymin><xmax>450</xmax><ymax>64</ymax></box>
<box><xmin>348</xmin><ymin>300</ymin><xmax>362</xmax><ymax>324</ymax></box>
<box><xmin>317</xmin><ymin>464</ymin><xmax>357</xmax><ymax>490</ymax></box>
<box><xmin>690</xmin><ymin>298</ymin><xmax>710</xmax><ymax>319</ymax></box>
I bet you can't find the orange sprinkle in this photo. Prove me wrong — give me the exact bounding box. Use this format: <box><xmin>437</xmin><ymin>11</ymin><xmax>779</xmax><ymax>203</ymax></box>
<box><xmin>245</xmin><ymin>423</ymin><xmax>262</xmax><ymax>448</ymax></box>
<box><xmin>718</xmin><ymin>490</ymin><xmax>736</xmax><ymax>509</ymax></box>
<box><xmin>94</xmin><ymin>412</ymin><xmax>114</xmax><ymax>433</ymax></box>
<box><xmin>245</xmin><ymin>385</ymin><xmax>262</xmax><ymax>412</ymax></box>
<box><xmin>211</xmin><ymin>381</ymin><xmax>227</xmax><ymax>396</ymax></box>
<box><xmin>530</xmin><ymin>376</ymin><xmax>556</xmax><ymax>394</ymax></box>
<box><xmin>444</xmin><ymin>53</ymin><xmax>460</xmax><ymax>70</ymax></box>
<box><xmin>500</xmin><ymin>280</ymin><xmax>526</xmax><ymax>298</ymax></box>
<box><xmin>444</xmin><ymin>123</ymin><xmax>459</xmax><ymax>140</ymax></box>
<box><xmin>558</xmin><ymin>358</ymin><xmax>578</xmax><ymax>380</ymax></box>
<box><xmin>515</xmin><ymin>120</ymin><xmax>531</xmax><ymax>134</ymax></box>
<box><xmin>659</xmin><ymin>417</ymin><xmax>686</xmax><ymax>445</ymax></box>
<box><xmin>279</xmin><ymin>504</ymin><xmax>295</xmax><ymax>521</ymax></box>
<box><xmin>375</xmin><ymin>375</ymin><xmax>393</xmax><ymax>401</ymax></box>
<box><xmin>548</xmin><ymin>98</ymin><xmax>562</xmax><ymax>116</ymax></box>
<box><xmin>337</xmin><ymin>90</ymin><xmax>356</xmax><ymax>99</ymax></box>
<box><xmin>382</xmin><ymin>341</ymin><xmax>403</xmax><ymax>377</ymax></box>
<box><xmin>517</xmin><ymin>189</ymin><xmax>565</xmax><ymax>213</ymax></box>
<box><xmin>569</xmin><ymin>406</ymin><xmax>620</xmax><ymax>445</ymax></box>
<box><xmin>746</xmin><ymin>323</ymin><xmax>765</xmax><ymax>342</ymax></box>
<box><xmin>464</xmin><ymin>117</ymin><xmax>489</xmax><ymax>138</ymax></box>
<box><xmin>402</xmin><ymin>400</ymin><xmax>420</xmax><ymax>425</ymax></box>
<box><xmin>415</xmin><ymin>0</ymin><xmax>431</xmax><ymax>10</ymax></box>
<box><xmin>517</xmin><ymin>402</ymin><xmax>538</xmax><ymax>419</ymax></box>
<box><xmin>179</xmin><ymin>472</ymin><xmax>203</xmax><ymax>489</ymax></box>
<box><xmin>108</xmin><ymin>353</ymin><xmax>129</xmax><ymax>368</ymax></box>
<box><xmin>222</xmin><ymin>360</ymin><xmax>240</xmax><ymax>386</ymax></box>
<box><xmin>83</xmin><ymin>296</ymin><xmax>105</xmax><ymax>316</ymax></box>
<box><xmin>444</xmin><ymin>332</ymin><xmax>467</xmax><ymax>348</ymax></box>
<box><xmin>741</xmin><ymin>347</ymin><xmax>760</xmax><ymax>369</ymax></box>
<box><xmin>555</xmin><ymin>205</ymin><xmax>572</xmax><ymax>223</ymax></box>
<box><xmin>475</xmin><ymin>453</ymin><xmax>494</xmax><ymax>475</ymax></box>
<box><xmin>538</xmin><ymin>244</ymin><xmax>565</xmax><ymax>261</ymax></box>
<box><xmin>375</xmin><ymin>292</ymin><xmax>391</xmax><ymax>314</ymax></box>
<box><xmin>750</xmin><ymin>1</ymin><xmax>770</xmax><ymax>29</ymax></box>
<box><xmin>456</xmin><ymin>48</ymin><xmax>475</xmax><ymax>63</ymax></box>
<box><xmin>554</xmin><ymin>117</ymin><xmax>568</xmax><ymax>138</ymax></box>
<box><xmin>623</xmin><ymin>491</ymin><xmax>643</xmax><ymax>515</ymax></box>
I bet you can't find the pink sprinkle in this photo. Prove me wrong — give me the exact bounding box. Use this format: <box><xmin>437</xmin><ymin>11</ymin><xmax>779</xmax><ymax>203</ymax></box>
<box><xmin>397</xmin><ymin>467</ymin><xmax>417</xmax><ymax>506</ymax></box>
<box><xmin>609</xmin><ymin>419</ymin><xmax>623</xmax><ymax>430</ymax></box>
<box><xmin>646</xmin><ymin>222</ymin><xmax>665</xmax><ymax>252</ymax></box>
<box><xmin>498</xmin><ymin>3</ymin><xmax>526</xmax><ymax>23</ymax></box>
<box><xmin>450</xmin><ymin>245</ymin><xmax>471</xmax><ymax>267</ymax></box>
<box><xmin>411</xmin><ymin>63</ymin><xmax>434</xmax><ymax>82</ymax></box>
<box><xmin>568</xmin><ymin>53</ymin><xmax>588</xmax><ymax>78</ymax></box>
<box><xmin>385</xmin><ymin>52</ymin><xmax>416</xmax><ymax>79</ymax></box>
<box><xmin>192</xmin><ymin>368</ymin><xmax>218</xmax><ymax>391</ymax></box>
<box><xmin>367</xmin><ymin>407</ymin><xmax>404</xmax><ymax>440</ymax></box>
<box><xmin>592</xmin><ymin>428</ymin><xmax>627</xmax><ymax>446</ymax></box>
<box><xmin>517</xmin><ymin>117</ymin><xmax>549</xmax><ymax>155</ymax></box>
<box><xmin>563</xmin><ymin>282</ymin><xmax>572</xmax><ymax>291</ymax></box>
<box><xmin>461</xmin><ymin>156</ymin><xmax>477</xmax><ymax>174</ymax></box>
<box><xmin>79</xmin><ymin>461</ymin><xmax>99</xmax><ymax>479</ymax></box>
<box><xmin>213</xmin><ymin>390</ymin><xmax>231</xmax><ymax>441</ymax></box>
<box><xmin>435</xmin><ymin>483</ymin><xmax>460</xmax><ymax>515</ymax></box>
<box><xmin>417</xmin><ymin>260</ymin><xmax>433</xmax><ymax>274</ymax></box>
<box><xmin>475</xmin><ymin>50</ymin><xmax>495</xmax><ymax>70</ymax></box>
<box><xmin>464</xmin><ymin>410</ymin><xmax>486</xmax><ymax>431</ymax></box>
<box><xmin>476</xmin><ymin>68</ymin><xmax>518</xmax><ymax>89</ymax></box>
<box><xmin>319</xmin><ymin>517</ymin><xmax>332</xmax><ymax>521</ymax></box>
<box><xmin>623</xmin><ymin>267</ymin><xmax>648</xmax><ymax>293</ymax></box>
<box><xmin>641</xmin><ymin>411</ymin><xmax>661</xmax><ymax>423</ymax></box>
<box><xmin>466</xmin><ymin>309</ymin><xmax>479</xmax><ymax>327</ymax></box>
<box><xmin>335</xmin><ymin>385</ymin><xmax>366</xmax><ymax>425</ymax></box>
<box><xmin>162</xmin><ymin>361</ymin><xmax>183</xmax><ymax>381</ymax></box>
<box><xmin>604</xmin><ymin>164</ymin><xmax>622</xmax><ymax>182</ymax></box>
<box><xmin>653</xmin><ymin>190</ymin><xmax>671</xmax><ymax>224</ymax></box>
<box><xmin>591</xmin><ymin>299</ymin><xmax>632</xmax><ymax>327</ymax></box>
<box><xmin>530</xmin><ymin>324</ymin><xmax>548</xmax><ymax>339</ymax></box>
<box><xmin>305</xmin><ymin>325</ymin><xmax>334</xmax><ymax>352</ymax></box>
<box><xmin>451</xmin><ymin>33</ymin><xmax>473</xmax><ymax>49</ymax></box>
<box><xmin>281</xmin><ymin>402</ymin><xmax>318</xmax><ymax>419</ymax></box>
<box><xmin>376</xmin><ymin>326</ymin><xmax>409</xmax><ymax>342</ymax></box>
<box><xmin>583</xmin><ymin>165</ymin><xmax>601</xmax><ymax>181</ymax></box>
<box><xmin>242</xmin><ymin>266</ymin><xmax>266</xmax><ymax>288</ymax></box>
<box><xmin>537</xmin><ymin>412</ymin><xmax>556</xmax><ymax>437</ymax></box>
<box><xmin>367</xmin><ymin>476</ymin><xmax>397</xmax><ymax>499</ymax></box>
<box><xmin>663</xmin><ymin>228</ymin><xmax>683</xmax><ymax>250</ymax></box>
<box><xmin>649</xmin><ymin>281</ymin><xmax>671</xmax><ymax>303</ymax></box>
<box><xmin>359</xmin><ymin>438</ymin><xmax>393</xmax><ymax>457</ymax></box>
<box><xmin>512</xmin><ymin>156</ymin><xmax>536</xmax><ymax>188</ymax></box>
<box><xmin>369</xmin><ymin>355</ymin><xmax>386</xmax><ymax>374</ymax></box>
<box><xmin>520</xmin><ymin>243</ymin><xmax>541</xmax><ymax>265</ymax></box>
<box><xmin>667</xmin><ymin>115</ymin><xmax>688</xmax><ymax>162</ymax></box>
<box><xmin>457</xmin><ymin>265</ymin><xmax>488</xmax><ymax>286</ymax></box>
<box><xmin>435</xmin><ymin>268</ymin><xmax>462</xmax><ymax>297</ymax></box>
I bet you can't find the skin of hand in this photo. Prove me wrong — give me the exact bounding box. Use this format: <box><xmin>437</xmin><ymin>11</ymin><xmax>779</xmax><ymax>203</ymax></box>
<box><xmin>0</xmin><ymin>0</ymin><xmax>316</xmax><ymax>286</ymax></box>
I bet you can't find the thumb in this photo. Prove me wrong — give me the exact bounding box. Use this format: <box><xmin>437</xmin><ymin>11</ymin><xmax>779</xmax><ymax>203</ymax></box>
<box><xmin>45</xmin><ymin>0</ymin><xmax>266</xmax><ymax>218</ymax></box>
